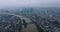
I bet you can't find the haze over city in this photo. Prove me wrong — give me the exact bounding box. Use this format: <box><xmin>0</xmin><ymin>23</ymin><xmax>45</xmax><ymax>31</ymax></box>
<box><xmin>0</xmin><ymin>0</ymin><xmax>60</xmax><ymax>8</ymax></box>
<box><xmin>0</xmin><ymin>0</ymin><xmax>60</xmax><ymax>32</ymax></box>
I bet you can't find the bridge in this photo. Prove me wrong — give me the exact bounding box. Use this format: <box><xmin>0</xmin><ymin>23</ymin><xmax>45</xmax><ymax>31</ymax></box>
<box><xmin>0</xmin><ymin>12</ymin><xmax>38</xmax><ymax>32</ymax></box>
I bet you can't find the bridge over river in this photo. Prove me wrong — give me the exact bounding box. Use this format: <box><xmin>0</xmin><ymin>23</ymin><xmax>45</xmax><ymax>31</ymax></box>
<box><xmin>0</xmin><ymin>12</ymin><xmax>38</xmax><ymax>32</ymax></box>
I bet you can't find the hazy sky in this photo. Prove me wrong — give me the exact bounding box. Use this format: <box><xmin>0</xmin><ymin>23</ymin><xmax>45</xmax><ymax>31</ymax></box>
<box><xmin>0</xmin><ymin>0</ymin><xmax>60</xmax><ymax>8</ymax></box>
